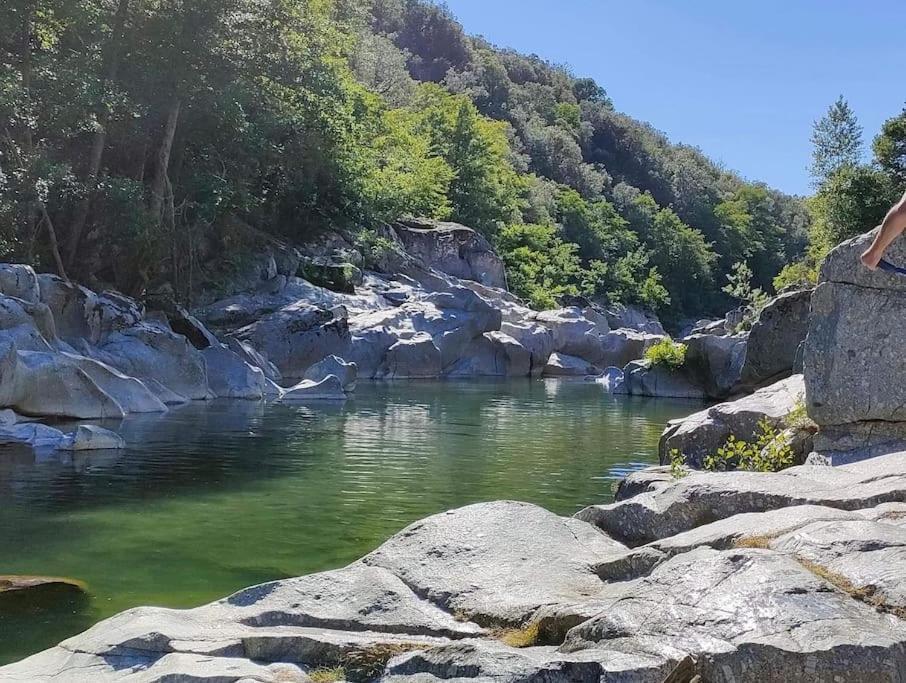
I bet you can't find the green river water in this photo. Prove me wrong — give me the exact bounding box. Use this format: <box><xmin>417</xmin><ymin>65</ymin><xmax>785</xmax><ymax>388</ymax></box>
<box><xmin>0</xmin><ymin>379</ymin><xmax>700</xmax><ymax>665</ymax></box>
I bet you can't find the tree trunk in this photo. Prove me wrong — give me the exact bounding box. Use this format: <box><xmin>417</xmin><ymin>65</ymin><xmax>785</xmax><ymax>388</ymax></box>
<box><xmin>148</xmin><ymin>96</ymin><xmax>181</xmax><ymax>221</ymax></box>
<box><xmin>38</xmin><ymin>202</ymin><xmax>68</xmax><ymax>281</ymax></box>
<box><xmin>21</xmin><ymin>2</ymin><xmax>36</xmax><ymax>250</ymax></box>
<box><xmin>65</xmin><ymin>0</ymin><xmax>130</xmax><ymax>267</ymax></box>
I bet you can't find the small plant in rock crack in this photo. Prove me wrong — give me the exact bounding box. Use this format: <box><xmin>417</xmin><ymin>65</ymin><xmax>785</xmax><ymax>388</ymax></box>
<box><xmin>669</xmin><ymin>448</ymin><xmax>688</xmax><ymax>479</ymax></box>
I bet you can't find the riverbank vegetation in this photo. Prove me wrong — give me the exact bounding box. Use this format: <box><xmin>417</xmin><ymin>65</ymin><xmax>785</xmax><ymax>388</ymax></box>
<box><xmin>1</xmin><ymin>0</ymin><xmax>812</xmax><ymax>320</ymax></box>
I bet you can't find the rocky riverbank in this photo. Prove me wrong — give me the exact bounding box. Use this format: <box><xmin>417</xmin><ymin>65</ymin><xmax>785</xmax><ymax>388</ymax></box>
<box><xmin>6</xmin><ymin>449</ymin><xmax>906</xmax><ymax>682</ymax></box>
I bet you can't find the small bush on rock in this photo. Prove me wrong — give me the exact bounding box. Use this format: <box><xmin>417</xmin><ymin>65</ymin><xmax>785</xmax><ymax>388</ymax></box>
<box><xmin>644</xmin><ymin>339</ymin><xmax>687</xmax><ymax>369</ymax></box>
<box><xmin>702</xmin><ymin>419</ymin><xmax>795</xmax><ymax>473</ymax></box>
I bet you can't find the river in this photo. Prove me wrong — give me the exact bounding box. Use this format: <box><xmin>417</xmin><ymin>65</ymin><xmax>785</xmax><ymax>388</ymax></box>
<box><xmin>0</xmin><ymin>379</ymin><xmax>700</xmax><ymax>664</ymax></box>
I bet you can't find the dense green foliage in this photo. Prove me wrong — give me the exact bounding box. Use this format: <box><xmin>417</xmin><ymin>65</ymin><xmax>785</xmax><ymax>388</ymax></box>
<box><xmin>777</xmin><ymin>98</ymin><xmax>906</xmax><ymax>290</ymax></box>
<box><xmin>1</xmin><ymin>0</ymin><xmax>809</xmax><ymax>318</ymax></box>
<box><xmin>643</xmin><ymin>339</ymin><xmax>687</xmax><ymax>370</ymax></box>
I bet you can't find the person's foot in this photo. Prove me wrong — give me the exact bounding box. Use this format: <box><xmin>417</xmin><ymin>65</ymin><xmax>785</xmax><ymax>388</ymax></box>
<box><xmin>861</xmin><ymin>247</ymin><xmax>882</xmax><ymax>270</ymax></box>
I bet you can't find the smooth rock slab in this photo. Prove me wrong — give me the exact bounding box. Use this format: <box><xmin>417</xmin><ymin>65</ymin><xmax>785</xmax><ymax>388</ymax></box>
<box><xmin>363</xmin><ymin>501</ymin><xmax>625</xmax><ymax>625</ymax></box>
<box><xmin>577</xmin><ymin>449</ymin><xmax>906</xmax><ymax>545</ymax></box>
<box><xmin>561</xmin><ymin>546</ymin><xmax>906</xmax><ymax>683</ymax></box>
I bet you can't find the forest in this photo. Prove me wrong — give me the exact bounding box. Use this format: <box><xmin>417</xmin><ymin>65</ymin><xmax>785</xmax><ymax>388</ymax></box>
<box><xmin>0</xmin><ymin>0</ymin><xmax>902</xmax><ymax>322</ymax></box>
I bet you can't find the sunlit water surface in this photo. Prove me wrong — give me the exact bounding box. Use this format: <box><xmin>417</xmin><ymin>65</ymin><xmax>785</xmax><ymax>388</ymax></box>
<box><xmin>0</xmin><ymin>379</ymin><xmax>700</xmax><ymax>664</ymax></box>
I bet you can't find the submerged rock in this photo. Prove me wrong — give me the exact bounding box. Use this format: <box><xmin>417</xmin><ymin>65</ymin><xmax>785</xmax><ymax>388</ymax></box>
<box><xmin>281</xmin><ymin>375</ymin><xmax>348</xmax><ymax>401</ymax></box>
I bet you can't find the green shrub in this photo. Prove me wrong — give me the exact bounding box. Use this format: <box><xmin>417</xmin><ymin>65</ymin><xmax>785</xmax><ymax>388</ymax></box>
<box><xmin>702</xmin><ymin>419</ymin><xmax>795</xmax><ymax>473</ymax></box>
<box><xmin>644</xmin><ymin>339</ymin><xmax>687</xmax><ymax>370</ymax></box>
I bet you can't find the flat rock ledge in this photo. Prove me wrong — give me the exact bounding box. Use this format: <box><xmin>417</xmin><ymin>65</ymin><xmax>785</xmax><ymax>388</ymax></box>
<box><xmin>10</xmin><ymin>457</ymin><xmax>906</xmax><ymax>682</ymax></box>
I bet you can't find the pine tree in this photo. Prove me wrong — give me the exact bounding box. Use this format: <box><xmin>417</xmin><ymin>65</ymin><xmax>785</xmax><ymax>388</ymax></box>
<box><xmin>810</xmin><ymin>96</ymin><xmax>863</xmax><ymax>186</ymax></box>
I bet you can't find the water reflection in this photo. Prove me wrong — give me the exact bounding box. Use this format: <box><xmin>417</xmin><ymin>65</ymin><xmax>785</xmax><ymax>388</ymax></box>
<box><xmin>0</xmin><ymin>379</ymin><xmax>700</xmax><ymax>664</ymax></box>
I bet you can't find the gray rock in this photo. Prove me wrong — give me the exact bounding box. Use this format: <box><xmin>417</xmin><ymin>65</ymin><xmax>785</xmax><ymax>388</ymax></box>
<box><xmin>561</xmin><ymin>546</ymin><xmax>906</xmax><ymax>683</ymax></box>
<box><xmin>622</xmin><ymin>360</ymin><xmax>707</xmax><ymax>399</ymax></box>
<box><xmin>233</xmin><ymin>303</ymin><xmax>350</xmax><ymax>382</ymax></box>
<box><xmin>577</xmin><ymin>448</ymin><xmax>906</xmax><ymax>545</ymax></box>
<box><xmin>739</xmin><ymin>288</ymin><xmax>812</xmax><ymax>387</ymax></box>
<box><xmin>534</xmin><ymin>308</ymin><xmax>607</xmax><ymax>362</ymax></box>
<box><xmin>0</xmin><ymin>264</ymin><xmax>40</xmax><ymax>303</ymax></box>
<box><xmin>604</xmin><ymin>304</ymin><xmax>665</xmax><ymax>335</ymax></box>
<box><xmin>281</xmin><ymin>375</ymin><xmax>348</xmax><ymax>401</ymax></box>
<box><xmin>683</xmin><ymin>332</ymin><xmax>746</xmax><ymax>398</ymax></box>
<box><xmin>363</xmin><ymin>501</ymin><xmax>625</xmax><ymax>625</ymax></box>
<box><xmin>92</xmin><ymin>323</ymin><xmax>212</xmax><ymax>402</ymax></box>
<box><xmin>598</xmin><ymin>329</ymin><xmax>664</xmax><ymax>369</ymax></box>
<box><xmin>445</xmin><ymin>332</ymin><xmax>532</xmax><ymax>378</ymax></box>
<box><xmin>499</xmin><ymin>322</ymin><xmax>554</xmax><ymax>375</ymax></box>
<box><xmin>392</xmin><ymin>219</ymin><xmax>506</xmax><ymax>289</ymax></box>
<box><xmin>542</xmin><ymin>352</ymin><xmax>598</xmax><ymax>377</ymax></box>
<box><xmin>59</xmin><ymin>425</ymin><xmax>125</xmax><ymax>451</ymax></box>
<box><xmin>660</xmin><ymin>375</ymin><xmax>805</xmax><ymax>467</ymax></box>
<box><xmin>303</xmin><ymin>355</ymin><xmax>357</xmax><ymax>392</ymax></box>
<box><xmin>202</xmin><ymin>344</ymin><xmax>267</xmax><ymax>399</ymax></box>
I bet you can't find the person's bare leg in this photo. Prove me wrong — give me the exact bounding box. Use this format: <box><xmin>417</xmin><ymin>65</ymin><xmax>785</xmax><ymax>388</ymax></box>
<box><xmin>861</xmin><ymin>191</ymin><xmax>906</xmax><ymax>270</ymax></box>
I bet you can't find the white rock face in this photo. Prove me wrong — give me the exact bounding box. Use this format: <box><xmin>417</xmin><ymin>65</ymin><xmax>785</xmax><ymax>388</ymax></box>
<box><xmin>302</xmin><ymin>355</ymin><xmax>357</xmax><ymax>392</ymax></box>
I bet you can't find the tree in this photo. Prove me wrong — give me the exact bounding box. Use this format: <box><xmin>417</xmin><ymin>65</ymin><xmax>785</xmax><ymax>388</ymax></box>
<box><xmin>810</xmin><ymin>96</ymin><xmax>863</xmax><ymax>185</ymax></box>
<box><xmin>874</xmin><ymin>107</ymin><xmax>906</xmax><ymax>184</ymax></box>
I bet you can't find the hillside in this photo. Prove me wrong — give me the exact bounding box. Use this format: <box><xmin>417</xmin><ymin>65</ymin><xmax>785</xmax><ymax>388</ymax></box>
<box><xmin>0</xmin><ymin>0</ymin><xmax>808</xmax><ymax>321</ymax></box>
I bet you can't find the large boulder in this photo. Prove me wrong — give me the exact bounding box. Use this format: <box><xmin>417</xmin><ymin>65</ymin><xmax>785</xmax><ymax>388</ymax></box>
<box><xmin>445</xmin><ymin>332</ymin><xmax>532</xmax><ymax>377</ymax></box>
<box><xmin>391</xmin><ymin>218</ymin><xmax>506</xmax><ymax>289</ymax></box>
<box><xmin>660</xmin><ymin>374</ymin><xmax>807</xmax><ymax>467</ymax></box>
<box><xmin>232</xmin><ymin>303</ymin><xmax>350</xmax><ymax>382</ymax></box>
<box><xmin>0</xmin><ymin>264</ymin><xmax>40</xmax><ymax>303</ymax></box>
<box><xmin>202</xmin><ymin>344</ymin><xmax>267</xmax><ymax>399</ymax></box>
<box><xmin>683</xmin><ymin>332</ymin><xmax>747</xmax><ymax>398</ymax></box>
<box><xmin>621</xmin><ymin>360</ymin><xmax>707</xmax><ymax>399</ymax></box>
<box><xmin>92</xmin><ymin>322</ymin><xmax>211</xmax><ymax>402</ymax></box>
<box><xmin>499</xmin><ymin>321</ymin><xmax>554</xmax><ymax>375</ymax></box>
<box><xmin>534</xmin><ymin>307</ymin><xmax>608</xmax><ymax>362</ymax></box>
<box><xmin>740</xmin><ymin>288</ymin><xmax>812</xmax><ymax>388</ymax></box>
<box><xmin>542</xmin><ymin>352</ymin><xmax>599</xmax><ymax>377</ymax></box>
<box><xmin>804</xmin><ymin>230</ymin><xmax>906</xmax><ymax>460</ymax></box>
<box><xmin>604</xmin><ymin>304</ymin><xmax>665</xmax><ymax>335</ymax></box>
<box><xmin>598</xmin><ymin>328</ymin><xmax>663</xmax><ymax>368</ymax></box>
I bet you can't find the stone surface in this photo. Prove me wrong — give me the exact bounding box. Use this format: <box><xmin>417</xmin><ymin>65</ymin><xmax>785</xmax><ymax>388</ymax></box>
<box><xmin>59</xmin><ymin>425</ymin><xmax>126</xmax><ymax>451</ymax></box>
<box><xmin>391</xmin><ymin>218</ymin><xmax>506</xmax><ymax>289</ymax></box>
<box><xmin>232</xmin><ymin>303</ymin><xmax>349</xmax><ymax>382</ymax></box>
<box><xmin>578</xmin><ymin>449</ymin><xmax>906</xmax><ymax>545</ymax></box>
<box><xmin>622</xmin><ymin>360</ymin><xmax>707</xmax><ymax>399</ymax></box>
<box><xmin>660</xmin><ymin>374</ymin><xmax>806</xmax><ymax>467</ymax></box>
<box><xmin>739</xmin><ymin>288</ymin><xmax>812</xmax><ymax>388</ymax></box>
<box><xmin>281</xmin><ymin>375</ymin><xmax>348</xmax><ymax>401</ymax></box>
<box><xmin>683</xmin><ymin>332</ymin><xmax>746</xmax><ymax>398</ymax></box>
<box><xmin>542</xmin><ymin>352</ymin><xmax>598</xmax><ymax>377</ymax></box>
<box><xmin>302</xmin><ymin>355</ymin><xmax>358</xmax><ymax>392</ymax></box>
<box><xmin>362</xmin><ymin>501</ymin><xmax>625</xmax><ymax>625</ymax></box>
<box><xmin>202</xmin><ymin>344</ymin><xmax>267</xmax><ymax>399</ymax></box>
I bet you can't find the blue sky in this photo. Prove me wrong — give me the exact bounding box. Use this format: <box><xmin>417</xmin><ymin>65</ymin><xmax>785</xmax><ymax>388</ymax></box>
<box><xmin>443</xmin><ymin>0</ymin><xmax>906</xmax><ymax>196</ymax></box>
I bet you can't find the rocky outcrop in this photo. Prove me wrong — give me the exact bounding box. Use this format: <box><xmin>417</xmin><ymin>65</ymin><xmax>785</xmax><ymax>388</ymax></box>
<box><xmin>804</xmin><ymin>230</ymin><xmax>906</xmax><ymax>462</ymax></box>
<box><xmin>739</xmin><ymin>288</ymin><xmax>812</xmax><ymax>388</ymax></box>
<box><xmin>391</xmin><ymin>218</ymin><xmax>506</xmax><ymax>289</ymax></box>
<box><xmin>660</xmin><ymin>374</ymin><xmax>808</xmax><ymax>467</ymax></box>
<box><xmin>13</xmin><ymin>455</ymin><xmax>906</xmax><ymax>682</ymax></box>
